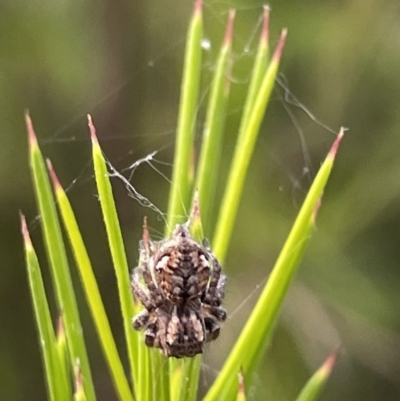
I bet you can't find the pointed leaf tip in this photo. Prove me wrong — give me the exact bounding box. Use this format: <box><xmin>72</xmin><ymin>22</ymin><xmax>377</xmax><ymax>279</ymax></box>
<box><xmin>46</xmin><ymin>159</ymin><xmax>62</xmax><ymax>192</ymax></box>
<box><xmin>322</xmin><ymin>347</ymin><xmax>340</xmax><ymax>375</ymax></box>
<box><xmin>191</xmin><ymin>189</ymin><xmax>201</xmax><ymax>221</ymax></box>
<box><xmin>189</xmin><ymin>189</ymin><xmax>204</xmax><ymax>240</ymax></box>
<box><xmin>224</xmin><ymin>9</ymin><xmax>236</xmax><ymax>46</ymax></box>
<box><xmin>57</xmin><ymin>314</ymin><xmax>66</xmax><ymax>344</ymax></box>
<box><xmin>74</xmin><ymin>359</ymin><xmax>84</xmax><ymax>398</ymax></box>
<box><xmin>25</xmin><ymin>111</ymin><xmax>38</xmax><ymax>147</ymax></box>
<box><xmin>236</xmin><ymin>369</ymin><xmax>247</xmax><ymax>401</ymax></box>
<box><xmin>20</xmin><ymin>212</ymin><xmax>32</xmax><ymax>249</ymax></box>
<box><xmin>142</xmin><ymin>216</ymin><xmax>150</xmax><ymax>251</ymax></box>
<box><xmin>195</xmin><ymin>0</ymin><xmax>202</xmax><ymax>15</ymax></box>
<box><xmin>87</xmin><ymin>114</ymin><xmax>98</xmax><ymax>144</ymax></box>
<box><xmin>238</xmin><ymin>370</ymin><xmax>245</xmax><ymax>394</ymax></box>
<box><xmin>272</xmin><ymin>28</ymin><xmax>287</xmax><ymax>63</ymax></box>
<box><xmin>261</xmin><ymin>5</ymin><xmax>270</xmax><ymax>44</ymax></box>
<box><xmin>329</xmin><ymin>127</ymin><xmax>346</xmax><ymax>159</ymax></box>
<box><xmin>295</xmin><ymin>348</ymin><xmax>339</xmax><ymax>401</ymax></box>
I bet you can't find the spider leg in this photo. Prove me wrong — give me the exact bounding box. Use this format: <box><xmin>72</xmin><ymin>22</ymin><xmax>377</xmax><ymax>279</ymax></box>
<box><xmin>201</xmin><ymin>239</ymin><xmax>223</xmax><ymax>305</ymax></box>
<box><xmin>216</xmin><ymin>274</ymin><xmax>227</xmax><ymax>301</ymax></box>
<box><xmin>139</xmin><ymin>239</ymin><xmax>165</xmax><ymax>308</ymax></box>
<box><xmin>204</xmin><ymin>316</ymin><xmax>220</xmax><ymax>342</ymax></box>
<box><xmin>132</xmin><ymin>309</ymin><xmax>150</xmax><ymax>330</ymax></box>
<box><xmin>131</xmin><ymin>267</ymin><xmax>155</xmax><ymax>311</ymax></box>
<box><xmin>144</xmin><ymin>322</ymin><xmax>157</xmax><ymax>347</ymax></box>
<box><xmin>202</xmin><ymin>303</ymin><xmax>227</xmax><ymax>321</ymax></box>
<box><xmin>203</xmin><ymin>263</ymin><xmax>226</xmax><ymax>308</ymax></box>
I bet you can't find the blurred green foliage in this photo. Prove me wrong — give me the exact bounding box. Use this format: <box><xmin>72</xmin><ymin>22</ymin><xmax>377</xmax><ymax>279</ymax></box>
<box><xmin>2</xmin><ymin>0</ymin><xmax>400</xmax><ymax>400</ymax></box>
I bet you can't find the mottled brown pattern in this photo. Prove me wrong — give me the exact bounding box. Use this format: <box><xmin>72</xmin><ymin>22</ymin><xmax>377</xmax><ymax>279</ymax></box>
<box><xmin>131</xmin><ymin>224</ymin><xmax>227</xmax><ymax>358</ymax></box>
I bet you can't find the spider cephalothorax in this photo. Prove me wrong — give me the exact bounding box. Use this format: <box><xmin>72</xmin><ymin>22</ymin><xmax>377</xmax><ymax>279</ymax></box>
<box><xmin>131</xmin><ymin>223</ymin><xmax>227</xmax><ymax>358</ymax></box>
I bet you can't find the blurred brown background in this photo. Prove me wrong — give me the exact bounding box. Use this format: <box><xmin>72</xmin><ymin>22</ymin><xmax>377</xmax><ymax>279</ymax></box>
<box><xmin>1</xmin><ymin>0</ymin><xmax>400</xmax><ymax>400</ymax></box>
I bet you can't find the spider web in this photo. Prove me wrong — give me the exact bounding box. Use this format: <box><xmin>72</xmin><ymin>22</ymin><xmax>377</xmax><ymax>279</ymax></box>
<box><xmin>27</xmin><ymin>2</ymin><xmax>339</xmax><ymax>399</ymax></box>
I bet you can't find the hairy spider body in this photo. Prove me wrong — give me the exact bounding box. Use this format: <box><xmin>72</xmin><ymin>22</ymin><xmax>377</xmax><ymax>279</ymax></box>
<box><xmin>131</xmin><ymin>224</ymin><xmax>226</xmax><ymax>358</ymax></box>
<box><xmin>154</xmin><ymin>227</ymin><xmax>211</xmax><ymax>301</ymax></box>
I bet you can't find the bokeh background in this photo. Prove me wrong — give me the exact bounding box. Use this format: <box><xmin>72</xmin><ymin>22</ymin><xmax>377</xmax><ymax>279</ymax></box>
<box><xmin>2</xmin><ymin>0</ymin><xmax>400</xmax><ymax>400</ymax></box>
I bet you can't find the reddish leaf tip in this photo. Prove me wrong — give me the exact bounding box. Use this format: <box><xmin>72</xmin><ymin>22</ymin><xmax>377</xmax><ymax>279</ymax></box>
<box><xmin>321</xmin><ymin>347</ymin><xmax>340</xmax><ymax>375</ymax></box>
<box><xmin>20</xmin><ymin>212</ymin><xmax>32</xmax><ymax>248</ymax></box>
<box><xmin>261</xmin><ymin>5</ymin><xmax>270</xmax><ymax>44</ymax></box>
<box><xmin>57</xmin><ymin>314</ymin><xmax>65</xmax><ymax>339</ymax></box>
<box><xmin>195</xmin><ymin>0</ymin><xmax>202</xmax><ymax>15</ymax></box>
<box><xmin>25</xmin><ymin>111</ymin><xmax>38</xmax><ymax>147</ymax></box>
<box><xmin>46</xmin><ymin>159</ymin><xmax>62</xmax><ymax>191</ymax></box>
<box><xmin>329</xmin><ymin>127</ymin><xmax>346</xmax><ymax>158</ymax></box>
<box><xmin>87</xmin><ymin>114</ymin><xmax>98</xmax><ymax>144</ymax></box>
<box><xmin>74</xmin><ymin>359</ymin><xmax>84</xmax><ymax>395</ymax></box>
<box><xmin>142</xmin><ymin>216</ymin><xmax>150</xmax><ymax>251</ymax></box>
<box><xmin>312</xmin><ymin>197</ymin><xmax>322</xmax><ymax>222</ymax></box>
<box><xmin>238</xmin><ymin>369</ymin><xmax>245</xmax><ymax>394</ymax></box>
<box><xmin>191</xmin><ymin>189</ymin><xmax>201</xmax><ymax>221</ymax></box>
<box><xmin>272</xmin><ymin>28</ymin><xmax>287</xmax><ymax>63</ymax></box>
<box><xmin>224</xmin><ymin>9</ymin><xmax>236</xmax><ymax>46</ymax></box>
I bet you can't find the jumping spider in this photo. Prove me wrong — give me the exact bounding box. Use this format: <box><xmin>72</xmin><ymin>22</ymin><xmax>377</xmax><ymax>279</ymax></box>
<box><xmin>131</xmin><ymin>223</ymin><xmax>227</xmax><ymax>358</ymax></box>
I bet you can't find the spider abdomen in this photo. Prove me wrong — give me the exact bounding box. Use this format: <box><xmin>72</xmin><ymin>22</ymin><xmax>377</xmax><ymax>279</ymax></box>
<box><xmin>156</xmin><ymin>247</ymin><xmax>211</xmax><ymax>301</ymax></box>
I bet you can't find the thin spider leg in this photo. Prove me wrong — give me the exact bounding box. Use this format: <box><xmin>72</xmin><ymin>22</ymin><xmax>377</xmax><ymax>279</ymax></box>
<box><xmin>131</xmin><ymin>267</ymin><xmax>155</xmax><ymax>311</ymax></box>
<box><xmin>139</xmin><ymin>238</ymin><xmax>165</xmax><ymax>307</ymax></box>
<box><xmin>144</xmin><ymin>316</ymin><xmax>158</xmax><ymax>347</ymax></box>
<box><xmin>202</xmin><ymin>303</ymin><xmax>227</xmax><ymax>321</ymax></box>
<box><xmin>201</xmin><ymin>238</ymin><xmax>222</xmax><ymax>302</ymax></box>
<box><xmin>203</xmin><ymin>258</ymin><xmax>224</xmax><ymax>305</ymax></box>
<box><xmin>132</xmin><ymin>309</ymin><xmax>150</xmax><ymax>330</ymax></box>
<box><xmin>204</xmin><ymin>316</ymin><xmax>220</xmax><ymax>342</ymax></box>
<box><xmin>216</xmin><ymin>274</ymin><xmax>227</xmax><ymax>301</ymax></box>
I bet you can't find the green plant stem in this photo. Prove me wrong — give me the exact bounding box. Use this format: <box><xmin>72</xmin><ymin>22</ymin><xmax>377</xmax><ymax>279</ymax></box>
<box><xmin>166</xmin><ymin>0</ymin><xmax>203</xmax><ymax>233</ymax></box>
<box><xmin>21</xmin><ymin>215</ymin><xmax>71</xmax><ymax>401</ymax></box>
<box><xmin>27</xmin><ymin>114</ymin><xmax>96</xmax><ymax>401</ymax></box>
<box><xmin>205</xmin><ymin>129</ymin><xmax>344</xmax><ymax>401</ymax></box>
<box><xmin>213</xmin><ymin>29</ymin><xmax>287</xmax><ymax>263</ymax></box>
<box><xmin>195</xmin><ymin>9</ymin><xmax>234</xmax><ymax>233</ymax></box>
<box><xmin>89</xmin><ymin>116</ymin><xmax>139</xmax><ymax>396</ymax></box>
<box><xmin>48</xmin><ymin>161</ymin><xmax>135</xmax><ymax>401</ymax></box>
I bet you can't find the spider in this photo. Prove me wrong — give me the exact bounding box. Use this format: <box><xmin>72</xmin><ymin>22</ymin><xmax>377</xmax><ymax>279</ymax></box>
<box><xmin>131</xmin><ymin>222</ymin><xmax>227</xmax><ymax>358</ymax></box>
